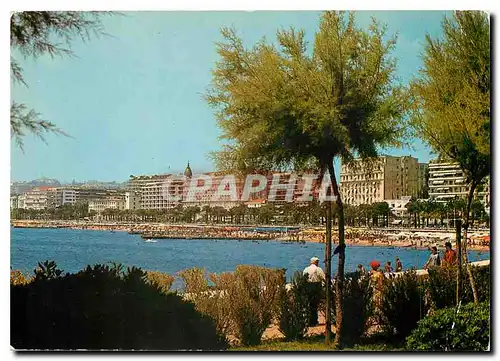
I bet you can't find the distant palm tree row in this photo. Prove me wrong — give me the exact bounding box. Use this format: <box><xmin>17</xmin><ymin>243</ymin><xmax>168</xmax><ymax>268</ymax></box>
<box><xmin>11</xmin><ymin>198</ymin><xmax>488</xmax><ymax>228</ymax></box>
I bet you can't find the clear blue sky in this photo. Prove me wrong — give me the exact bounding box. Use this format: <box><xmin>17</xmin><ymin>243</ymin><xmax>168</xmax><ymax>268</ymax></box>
<box><xmin>11</xmin><ymin>11</ymin><xmax>450</xmax><ymax>183</ymax></box>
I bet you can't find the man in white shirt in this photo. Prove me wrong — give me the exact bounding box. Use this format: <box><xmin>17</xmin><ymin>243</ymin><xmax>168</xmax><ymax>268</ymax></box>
<box><xmin>303</xmin><ymin>257</ymin><xmax>326</xmax><ymax>283</ymax></box>
<box><xmin>302</xmin><ymin>257</ymin><xmax>325</xmax><ymax>326</ymax></box>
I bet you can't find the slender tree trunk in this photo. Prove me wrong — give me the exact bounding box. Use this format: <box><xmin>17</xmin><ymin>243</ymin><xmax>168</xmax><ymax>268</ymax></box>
<box><xmin>455</xmin><ymin>218</ymin><xmax>462</xmax><ymax>306</ymax></box>
<box><xmin>315</xmin><ymin>163</ymin><xmax>333</xmax><ymax>343</ymax></box>
<box><xmin>463</xmin><ymin>182</ymin><xmax>479</xmax><ymax>304</ymax></box>
<box><xmin>328</xmin><ymin>162</ymin><xmax>345</xmax><ymax>349</ymax></box>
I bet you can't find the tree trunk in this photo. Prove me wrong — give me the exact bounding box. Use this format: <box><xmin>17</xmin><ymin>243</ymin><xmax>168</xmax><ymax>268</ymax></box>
<box><xmin>455</xmin><ymin>218</ymin><xmax>462</xmax><ymax>306</ymax></box>
<box><xmin>463</xmin><ymin>182</ymin><xmax>479</xmax><ymax>304</ymax></box>
<box><xmin>328</xmin><ymin>161</ymin><xmax>345</xmax><ymax>349</ymax></box>
<box><xmin>319</xmin><ymin>163</ymin><xmax>333</xmax><ymax>344</ymax></box>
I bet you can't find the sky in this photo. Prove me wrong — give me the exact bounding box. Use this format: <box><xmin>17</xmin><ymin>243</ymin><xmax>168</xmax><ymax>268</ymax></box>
<box><xmin>10</xmin><ymin>10</ymin><xmax>451</xmax><ymax>183</ymax></box>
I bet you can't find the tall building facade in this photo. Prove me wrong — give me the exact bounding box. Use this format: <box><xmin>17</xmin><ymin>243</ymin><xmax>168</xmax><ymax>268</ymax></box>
<box><xmin>340</xmin><ymin>155</ymin><xmax>419</xmax><ymax>206</ymax></box>
<box><xmin>128</xmin><ymin>164</ymin><xmax>322</xmax><ymax>210</ymax></box>
<box><xmin>479</xmin><ymin>176</ymin><xmax>490</xmax><ymax>214</ymax></box>
<box><xmin>428</xmin><ymin>160</ymin><xmax>491</xmax><ymax>212</ymax></box>
<box><xmin>417</xmin><ymin>162</ymin><xmax>429</xmax><ymax>197</ymax></box>
<box><xmin>22</xmin><ymin>186</ymin><xmax>55</xmax><ymax>210</ymax></box>
<box><xmin>88</xmin><ymin>196</ymin><xmax>126</xmax><ymax>213</ymax></box>
<box><xmin>47</xmin><ymin>188</ymin><xmax>78</xmax><ymax>207</ymax></box>
<box><xmin>428</xmin><ymin>160</ymin><xmax>468</xmax><ymax>202</ymax></box>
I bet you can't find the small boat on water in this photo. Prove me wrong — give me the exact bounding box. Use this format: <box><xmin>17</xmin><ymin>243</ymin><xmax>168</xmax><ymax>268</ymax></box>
<box><xmin>144</xmin><ymin>239</ymin><xmax>157</xmax><ymax>243</ymax></box>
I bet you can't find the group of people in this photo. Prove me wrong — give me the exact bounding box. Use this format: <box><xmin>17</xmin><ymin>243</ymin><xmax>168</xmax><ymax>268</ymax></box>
<box><xmin>423</xmin><ymin>241</ymin><xmax>458</xmax><ymax>269</ymax></box>
<box><xmin>301</xmin><ymin>241</ymin><xmax>460</xmax><ymax>326</ymax></box>
<box><xmin>356</xmin><ymin>257</ymin><xmax>403</xmax><ymax>276</ymax></box>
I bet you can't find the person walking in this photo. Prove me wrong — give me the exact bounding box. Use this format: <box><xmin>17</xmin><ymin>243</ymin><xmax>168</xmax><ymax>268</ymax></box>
<box><xmin>303</xmin><ymin>256</ymin><xmax>325</xmax><ymax>326</ymax></box>
<box><xmin>424</xmin><ymin>245</ymin><xmax>441</xmax><ymax>270</ymax></box>
<box><xmin>443</xmin><ymin>241</ymin><xmax>458</xmax><ymax>266</ymax></box>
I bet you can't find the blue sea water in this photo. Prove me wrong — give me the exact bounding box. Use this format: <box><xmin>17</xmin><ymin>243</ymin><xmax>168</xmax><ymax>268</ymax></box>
<box><xmin>11</xmin><ymin>228</ymin><xmax>490</xmax><ymax>289</ymax></box>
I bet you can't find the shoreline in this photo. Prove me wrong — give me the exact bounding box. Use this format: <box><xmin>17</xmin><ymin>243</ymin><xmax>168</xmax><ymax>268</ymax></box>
<box><xmin>11</xmin><ymin>220</ymin><xmax>490</xmax><ymax>252</ymax></box>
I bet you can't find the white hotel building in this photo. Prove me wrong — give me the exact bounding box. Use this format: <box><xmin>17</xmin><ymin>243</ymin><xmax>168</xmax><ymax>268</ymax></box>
<box><xmin>428</xmin><ymin>160</ymin><xmax>490</xmax><ymax>212</ymax></box>
<box><xmin>428</xmin><ymin>160</ymin><xmax>469</xmax><ymax>202</ymax></box>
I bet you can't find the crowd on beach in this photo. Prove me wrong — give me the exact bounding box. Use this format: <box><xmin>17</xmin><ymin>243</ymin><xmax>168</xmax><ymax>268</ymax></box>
<box><xmin>11</xmin><ymin>220</ymin><xmax>489</xmax><ymax>251</ymax></box>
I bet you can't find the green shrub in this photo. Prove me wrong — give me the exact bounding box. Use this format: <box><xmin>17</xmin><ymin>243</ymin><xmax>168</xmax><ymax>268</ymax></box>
<box><xmin>331</xmin><ymin>272</ymin><xmax>374</xmax><ymax>346</ymax></box>
<box><xmin>278</xmin><ymin>271</ymin><xmax>310</xmax><ymax>341</ymax></box>
<box><xmin>378</xmin><ymin>270</ymin><xmax>425</xmax><ymax>340</ymax></box>
<box><xmin>179</xmin><ymin>268</ymin><xmax>233</xmax><ymax>339</ymax></box>
<box><xmin>427</xmin><ymin>265</ymin><xmax>491</xmax><ymax>310</ymax></box>
<box><xmin>11</xmin><ymin>261</ymin><xmax>228</xmax><ymax>350</ymax></box>
<box><xmin>227</xmin><ymin>265</ymin><xmax>285</xmax><ymax>346</ymax></box>
<box><xmin>406</xmin><ymin>302</ymin><xmax>490</xmax><ymax>351</ymax></box>
<box><xmin>426</xmin><ymin>266</ymin><xmax>456</xmax><ymax>309</ymax></box>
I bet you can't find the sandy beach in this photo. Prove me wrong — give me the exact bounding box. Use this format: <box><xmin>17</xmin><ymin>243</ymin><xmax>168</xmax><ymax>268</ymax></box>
<box><xmin>11</xmin><ymin>220</ymin><xmax>490</xmax><ymax>252</ymax></box>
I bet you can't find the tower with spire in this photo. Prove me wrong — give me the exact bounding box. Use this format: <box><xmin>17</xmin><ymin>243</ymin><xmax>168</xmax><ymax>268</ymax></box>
<box><xmin>184</xmin><ymin>161</ymin><xmax>193</xmax><ymax>178</ymax></box>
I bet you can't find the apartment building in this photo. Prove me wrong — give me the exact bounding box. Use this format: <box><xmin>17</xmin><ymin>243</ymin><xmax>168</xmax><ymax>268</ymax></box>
<box><xmin>428</xmin><ymin>160</ymin><xmax>469</xmax><ymax>202</ymax></box>
<box><xmin>10</xmin><ymin>195</ymin><xmax>19</xmax><ymax>209</ymax></box>
<box><xmin>88</xmin><ymin>196</ymin><xmax>126</xmax><ymax>213</ymax></box>
<box><xmin>75</xmin><ymin>188</ymin><xmax>118</xmax><ymax>203</ymax></box>
<box><xmin>478</xmin><ymin>176</ymin><xmax>490</xmax><ymax>214</ymax></box>
<box><xmin>417</xmin><ymin>163</ymin><xmax>429</xmax><ymax>196</ymax></box>
<box><xmin>47</xmin><ymin>188</ymin><xmax>78</xmax><ymax>208</ymax></box>
<box><xmin>17</xmin><ymin>194</ymin><xmax>25</xmax><ymax>209</ymax></box>
<box><xmin>125</xmin><ymin>191</ymin><xmax>140</xmax><ymax>210</ymax></box>
<box><xmin>128</xmin><ymin>163</ymin><xmax>321</xmax><ymax>210</ymax></box>
<box><xmin>129</xmin><ymin>173</ymin><xmax>185</xmax><ymax>210</ymax></box>
<box><xmin>340</xmin><ymin>155</ymin><xmax>419</xmax><ymax>206</ymax></box>
<box><xmin>22</xmin><ymin>186</ymin><xmax>55</xmax><ymax>210</ymax></box>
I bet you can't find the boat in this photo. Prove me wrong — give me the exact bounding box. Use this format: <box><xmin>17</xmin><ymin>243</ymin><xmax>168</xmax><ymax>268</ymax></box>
<box><xmin>144</xmin><ymin>239</ymin><xmax>157</xmax><ymax>243</ymax></box>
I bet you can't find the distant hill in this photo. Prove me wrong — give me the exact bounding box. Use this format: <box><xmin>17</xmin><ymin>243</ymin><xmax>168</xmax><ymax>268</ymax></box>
<box><xmin>10</xmin><ymin>178</ymin><xmax>61</xmax><ymax>195</ymax></box>
<box><xmin>10</xmin><ymin>178</ymin><xmax>127</xmax><ymax>195</ymax></box>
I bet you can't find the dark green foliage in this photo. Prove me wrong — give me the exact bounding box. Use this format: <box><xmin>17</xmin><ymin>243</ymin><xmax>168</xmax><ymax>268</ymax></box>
<box><xmin>406</xmin><ymin>302</ymin><xmax>490</xmax><ymax>351</ymax></box>
<box><xmin>233</xmin><ymin>304</ymin><xmax>266</xmax><ymax>347</ymax></box>
<box><xmin>11</xmin><ymin>261</ymin><xmax>228</xmax><ymax>350</ymax></box>
<box><xmin>278</xmin><ymin>272</ymin><xmax>311</xmax><ymax>341</ymax></box>
<box><xmin>378</xmin><ymin>270</ymin><xmax>425</xmax><ymax>340</ymax></box>
<box><xmin>469</xmin><ymin>265</ymin><xmax>491</xmax><ymax>302</ymax></box>
<box><xmin>426</xmin><ymin>266</ymin><xmax>456</xmax><ymax>310</ymax></box>
<box><xmin>331</xmin><ymin>272</ymin><xmax>374</xmax><ymax>346</ymax></box>
<box><xmin>34</xmin><ymin>260</ymin><xmax>65</xmax><ymax>280</ymax></box>
<box><xmin>427</xmin><ymin>265</ymin><xmax>490</xmax><ymax>309</ymax></box>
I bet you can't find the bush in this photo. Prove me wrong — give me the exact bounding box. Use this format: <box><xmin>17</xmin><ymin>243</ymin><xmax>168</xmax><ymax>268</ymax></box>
<box><xmin>426</xmin><ymin>266</ymin><xmax>456</xmax><ymax>310</ymax></box>
<box><xmin>11</xmin><ymin>261</ymin><xmax>228</xmax><ymax>350</ymax></box>
<box><xmin>179</xmin><ymin>268</ymin><xmax>233</xmax><ymax>338</ymax></box>
<box><xmin>427</xmin><ymin>265</ymin><xmax>491</xmax><ymax>310</ymax></box>
<box><xmin>278</xmin><ymin>271</ymin><xmax>310</xmax><ymax>341</ymax></box>
<box><xmin>145</xmin><ymin>270</ymin><xmax>175</xmax><ymax>294</ymax></box>
<box><xmin>406</xmin><ymin>302</ymin><xmax>490</xmax><ymax>351</ymax></box>
<box><xmin>378</xmin><ymin>270</ymin><xmax>425</xmax><ymax>340</ymax></box>
<box><xmin>10</xmin><ymin>269</ymin><xmax>33</xmax><ymax>286</ymax></box>
<box><xmin>179</xmin><ymin>265</ymin><xmax>285</xmax><ymax>346</ymax></box>
<box><xmin>227</xmin><ymin>265</ymin><xmax>285</xmax><ymax>346</ymax></box>
<box><xmin>331</xmin><ymin>272</ymin><xmax>374</xmax><ymax>346</ymax></box>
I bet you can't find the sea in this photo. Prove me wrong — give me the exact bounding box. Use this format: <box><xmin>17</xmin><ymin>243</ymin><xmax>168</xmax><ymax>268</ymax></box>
<box><xmin>11</xmin><ymin>228</ymin><xmax>490</xmax><ymax>290</ymax></box>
